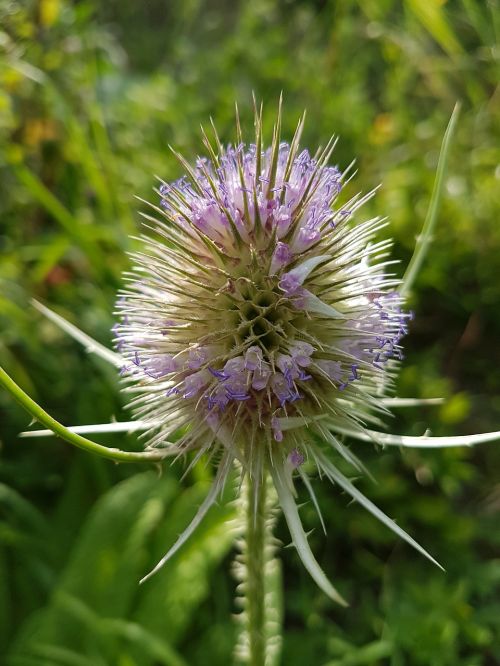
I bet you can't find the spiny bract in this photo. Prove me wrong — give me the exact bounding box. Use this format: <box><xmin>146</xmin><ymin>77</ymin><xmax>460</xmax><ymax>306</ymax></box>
<box><xmin>113</xmin><ymin>103</ymin><xmax>432</xmax><ymax>601</ymax></box>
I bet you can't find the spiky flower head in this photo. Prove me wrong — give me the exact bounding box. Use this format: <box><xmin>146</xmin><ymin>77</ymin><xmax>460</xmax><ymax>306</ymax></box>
<box><xmin>113</xmin><ymin>102</ymin><xmax>426</xmax><ymax>600</ymax></box>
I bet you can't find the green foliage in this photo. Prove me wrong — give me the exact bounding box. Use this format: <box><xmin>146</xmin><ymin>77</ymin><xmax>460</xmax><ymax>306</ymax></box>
<box><xmin>5</xmin><ymin>470</ymin><xmax>236</xmax><ymax>665</ymax></box>
<box><xmin>1</xmin><ymin>0</ymin><xmax>499</xmax><ymax>663</ymax></box>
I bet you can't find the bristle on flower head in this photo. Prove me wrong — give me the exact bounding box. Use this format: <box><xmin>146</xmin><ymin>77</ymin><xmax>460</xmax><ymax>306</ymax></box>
<box><xmin>114</xmin><ymin>103</ymin><xmax>416</xmax><ymax>597</ymax></box>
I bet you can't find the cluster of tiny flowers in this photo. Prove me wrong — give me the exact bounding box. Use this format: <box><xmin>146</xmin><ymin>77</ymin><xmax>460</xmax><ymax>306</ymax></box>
<box><xmin>113</xmin><ymin>113</ymin><xmax>410</xmax><ymax>464</ymax></box>
<box><xmin>17</xmin><ymin>104</ymin><xmax>490</xmax><ymax>601</ymax></box>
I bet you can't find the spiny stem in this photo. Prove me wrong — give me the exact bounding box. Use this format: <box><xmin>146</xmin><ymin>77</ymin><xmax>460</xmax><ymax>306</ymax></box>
<box><xmin>234</xmin><ymin>471</ymin><xmax>282</xmax><ymax>666</ymax></box>
<box><xmin>246</xmin><ymin>474</ymin><xmax>267</xmax><ymax>666</ymax></box>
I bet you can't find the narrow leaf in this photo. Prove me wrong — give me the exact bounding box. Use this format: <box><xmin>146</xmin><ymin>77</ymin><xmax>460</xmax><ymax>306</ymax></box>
<box><xmin>300</xmin><ymin>290</ymin><xmax>344</xmax><ymax>318</ymax></box>
<box><xmin>269</xmin><ymin>459</ymin><xmax>347</xmax><ymax>605</ymax></box>
<box><xmin>298</xmin><ymin>469</ymin><xmax>327</xmax><ymax>535</ymax></box>
<box><xmin>32</xmin><ymin>300</ymin><xmax>123</xmax><ymax>368</ymax></box>
<box><xmin>381</xmin><ymin>397</ymin><xmax>444</xmax><ymax>407</ymax></box>
<box><xmin>333</xmin><ymin>425</ymin><xmax>500</xmax><ymax>449</ymax></box>
<box><xmin>312</xmin><ymin>447</ymin><xmax>443</xmax><ymax>570</ymax></box>
<box><xmin>140</xmin><ymin>452</ymin><xmax>233</xmax><ymax>584</ymax></box>
<box><xmin>20</xmin><ymin>421</ymin><xmax>151</xmax><ymax>438</ymax></box>
<box><xmin>401</xmin><ymin>103</ymin><xmax>461</xmax><ymax>297</ymax></box>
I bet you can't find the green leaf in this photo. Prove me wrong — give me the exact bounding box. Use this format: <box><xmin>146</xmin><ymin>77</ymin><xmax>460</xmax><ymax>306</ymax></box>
<box><xmin>401</xmin><ymin>103</ymin><xmax>461</xmax><ymax>298</ymax></box>
<box><xmin>405</xmin><ymin>0</ymin><xmax>464</xmax><ymax>56</ymax></box>
<box><xmin>8</xmin><ymin>470</ymin><xmax>236</xmax><ymax>664</ymax></box>
<box><xmin>269</xmin><ymin>458</ymin><xmax>347</xmax><ymax>606</ymax></box>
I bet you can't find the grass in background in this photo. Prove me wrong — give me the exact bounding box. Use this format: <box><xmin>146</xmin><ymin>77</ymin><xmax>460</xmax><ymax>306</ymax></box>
<box><xmin>1</xmin><ymin>0</ymin><xmax>499</xmax><ymax>663</ymax></box>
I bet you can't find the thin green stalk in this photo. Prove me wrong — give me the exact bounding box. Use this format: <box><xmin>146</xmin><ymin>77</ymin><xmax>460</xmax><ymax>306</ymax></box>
<box><xmin>401</xmin><ymin>102</ymin><xmax>461</xmax><ymax>298</ymax></box>
<box><xmin>0</xmin><ymin>365</ymin><xmax>166</xmax><ymax>463</ymax></box>
<box><xmin>246</xmin><ymin>475</ymin><xmax>267</xmax><ymax>666</ymax></box>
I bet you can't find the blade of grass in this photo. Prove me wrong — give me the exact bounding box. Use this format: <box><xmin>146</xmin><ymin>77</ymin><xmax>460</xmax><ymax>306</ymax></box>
<box><xmin>13</xmin><ymin>164</ymin><xmax>106</xmax><ymax>270</ymax></box>
<box><xmin>14</xmin><ymin>165</ymin><xmax>78</xmax><ymax>235</ymax></box>
<box><xmin>405</xmin><ymin>0</ymin><xmax>464</xmax><ymax>56</ymax></box>
<box><xmin>400</xmin><ymin>103</ymin><xmax>461</xmax><ymax>298</ymax></box>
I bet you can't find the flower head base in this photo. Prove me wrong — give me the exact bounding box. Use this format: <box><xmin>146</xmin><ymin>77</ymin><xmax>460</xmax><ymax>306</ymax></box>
<box><xmin>113</xmin><ymin>103</ymin><xmax>424</xmax><ymax>600</ymax></box>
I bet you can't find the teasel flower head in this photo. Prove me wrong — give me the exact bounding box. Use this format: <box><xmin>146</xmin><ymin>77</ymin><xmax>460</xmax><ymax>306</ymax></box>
<box><xmin>113</xmin><ymin>101</ymin><xmax>439</xmax><ymax>602</ymax></box>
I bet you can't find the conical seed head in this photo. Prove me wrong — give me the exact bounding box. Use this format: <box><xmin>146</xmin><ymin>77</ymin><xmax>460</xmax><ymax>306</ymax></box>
<box><xmin>113</xmin><ymin>108</ymin><xmax>410</xmax><ymax>463</ymax></box>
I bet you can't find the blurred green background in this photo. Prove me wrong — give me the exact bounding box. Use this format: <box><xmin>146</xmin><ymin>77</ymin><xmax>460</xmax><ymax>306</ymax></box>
<box><xmin>1</xmin><ymin>0</ymin><xmax>500</xmax><ymax>664</ymax></box>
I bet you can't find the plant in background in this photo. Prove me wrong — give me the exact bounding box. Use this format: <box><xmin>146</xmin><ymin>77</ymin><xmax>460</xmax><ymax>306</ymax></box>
<box><xmin>2</xmin><ymin>100</ymin><xmax>499</xmax><ymax>665</ymax></box>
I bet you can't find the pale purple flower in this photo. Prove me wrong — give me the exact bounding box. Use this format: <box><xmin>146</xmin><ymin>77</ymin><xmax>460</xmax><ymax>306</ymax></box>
<box><xmin>111</xmin><ymin>104</ymin><xmax>435</xmax><ymax>602</ymax></box>
<box><xmin>23</xmin><ymin>104</ymin><xmax>499</xmax><ymax>606</ymax></box>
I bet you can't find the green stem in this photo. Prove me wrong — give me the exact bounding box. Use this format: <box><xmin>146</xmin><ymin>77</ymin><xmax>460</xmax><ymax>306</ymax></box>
<box><xmin>0</xmin><ymin>365</ymin><xmax>166</xmax><ymax>463</ymax></box>
<box><xmin>246</xmin><ymin>473</ymin><xmax>267</xmax><ymax>666</ymax></box>
<box><xmin>400</xmin><ymin>102</ymin><xmax>461</xmax><ymax>298</ymax></box>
